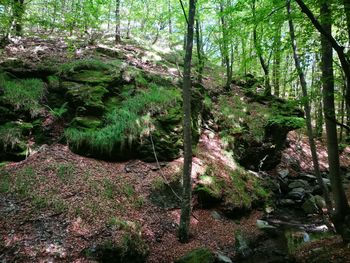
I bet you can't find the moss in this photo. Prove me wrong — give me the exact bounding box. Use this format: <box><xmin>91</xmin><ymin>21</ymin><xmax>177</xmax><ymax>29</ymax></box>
<box><xmin>194</xmin><ymin>166</ymin><xmax>223</xmax><ymax>206</ymax></box>
<box><xmin>65</xmin><ymin>85</ymin><xmax>180</xmax><ymax>160</ymax></box>
<box><xmin>68</xmin><ymin>70</ymin><xmax>115</xmax><ymax>84</ymax></box>
<box><xmin>47</xmin><ymin>75</ymin><xmax>60</xmax><ymax>91</ymax></box>
<box><xmin>72</xmin><ymin>116</ymin><xmax>102</xmax><ymax>129</ymax></box>
<box><xmin>65</xmin><ymin>83</ymin><xmax>108</xmax><ymax>113</ymax></box>
<box><xmin>175</xmin><ymin>248</ymin><xmax>214</xmax><ymax>263</ymax></box>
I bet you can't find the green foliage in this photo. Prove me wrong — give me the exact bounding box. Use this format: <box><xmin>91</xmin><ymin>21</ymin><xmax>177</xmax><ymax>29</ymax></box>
<box><xmin>0</xmin><ymin>74</ymin><xmax>45</xmax><ymax>116</ymax></box>
<box><xmin>65</xmin><ymin>85</ymin><xmax>180</xmax><ymax>156</ymax></box>
<box><xmin>0</xmin><ymin>122</ymin><xmax>25</xmax><ymax>150</ymax></box>
<box><xmin>267</xmin><ymin>115</ymin><xmax>305</xmax><ymax>129</ymax></box>
<box><xmin>46</xmin><ymin>102</ymin><xmax>68</xmax><ymax>119</ymax></box>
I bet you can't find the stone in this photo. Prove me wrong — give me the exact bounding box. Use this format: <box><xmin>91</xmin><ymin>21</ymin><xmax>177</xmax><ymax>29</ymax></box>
<box><xmin>300</xmin><ymin>173</ymin><xmax>317</xmax><ymax>181</ymax></box>
<box><xmin>215</xmin><ymin>252</ymin><xmax>233</xmax><ymax>263</ymax></box>
<box><xmin>279</xmin><ymin>199</ymin><xmax>296</xmax><ymax>206</ymax></box>
<box><xmin>235</xmin><ymin>232</ymin><xmax>252</xmax><ymax>258</ymax></box>
<box><xmin>302</xmin><ymin>196</ymin><xmax>318</xmax><ymax>214</ymax></box>
<box><xmin>287</xmin><ymin>187</ymin><xmax>305</xmax><ymax>201</ymax></box>
<box><xmin>256</xmin><ymin>220</ymin><xmax>277</xmax><ymax>230</ymax></box>
<box><xmin>175</xmin><ymin>248</ymin><xmax>215</xmax><ymax>263</ymax></box>
<box><xmin>322</xmin><ymin>178</ymin><xmax>331</xmax><ymax>186</ymax></box>
<box><xmin>288</xmin><ymin>179</ymin><xmax>309</xmax><ymax>189</ymax></box>
<box><xmin>278</xmin><ymin>169</ymin><xmax>289</xmax><ymax>179</ymax></box>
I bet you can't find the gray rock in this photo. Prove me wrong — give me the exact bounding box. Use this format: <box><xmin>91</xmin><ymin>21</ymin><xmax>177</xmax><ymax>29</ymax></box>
<box><xmin>279</xmin><ymin>199</ymin><xmax>296</xmax><ymax>206</ymax></box>
<box><xmin>288</xmin><ymin>179</ymin><xmax>309</xmax><ymax>189</ymax></box>
<box><xmin>256</xmin><ymin>220</ymin><xmax>277</xmax><ymax>230</ymax></box>
<box><xmin>322</xmin><ymin>178</ymin><xmax>331</xmax><ymax>186</ymax></box>
<box><xmin>287</xmin><ymin>187</ymin><xmax>306</xmax><ymax>200</ymax></box>
<box><xmin>301</xmin><ymin>174</ymin><xmax>317</xmax><ymax>181</ymax></box>
<box><xmin>278</xmin><ymin>169</ymin><xmax>289</xmax><ymax>179</ymax></box>
<box><xmin>215</xmin><ymin>252</ymin><xmax>233</xmax><ymax>263</ymax></box>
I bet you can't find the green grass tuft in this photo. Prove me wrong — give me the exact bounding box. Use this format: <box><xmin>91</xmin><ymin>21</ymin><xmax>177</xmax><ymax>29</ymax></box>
<box><xmin>0</xmin><ymin>74</ymin><xmax>45</xmax><ymax>116</ymax></box>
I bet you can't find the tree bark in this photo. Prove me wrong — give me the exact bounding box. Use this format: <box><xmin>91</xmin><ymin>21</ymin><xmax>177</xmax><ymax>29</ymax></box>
<box><xmin>179</xmin><ymin>0</ymin><xmax>196</xmax><ymax>243</ymax></box>
<box><xmin>115</xmin><ymin>0</ymin><xmax>121</xmax><ymax>44</ymax></box>
<box><xmin>13</xmin><ymin>0</ymin><xmax>25</xmax><ymax>36</ymax></box>
<box><xmin>196</xmin><ymin>18</ymin><xmax>204</xmax><ymax>84</ymax></box>
<box><xmin>319</xmin><ymin>0</ymin><xmax>350</xmax><ymax>242</ymax></box>
<box><xmin>287</xmin><ymin>0</ymin><xmax>332</xmax><ymax>209</ymax></box>
<box><xmin>220</xmin><ymin>0</ymin><xmax>233</xmax><ymax>88</ymax></box>
<box><xmin>251</xmin><ymin>0</ymin><xmax>271</xmax><ymax>95</ymax></box>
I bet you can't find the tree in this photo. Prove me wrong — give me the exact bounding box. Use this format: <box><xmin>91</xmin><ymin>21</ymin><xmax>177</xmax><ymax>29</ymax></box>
<box><xmin>179</xmin><ymin>0</ymin><xmax>196</xmax><ymax>243</ymax></box>
<box><xmin>319</xmin><ymin>0</ymin><xmax>350</xmax><ymax>242</ymax></box>
<box><xmin>294</xmin><ymin>0</ymin><xmax>350</xmax><ymax>140</ymax></box>
<box><xmin>286</xmin><ymin>0</ymin><xmax>331</xmax><ymax>209</ymax></box>
<box><xmin>13</xmin><ymin>0</ymin><xmax>25</xmax><ymax>36</ymax></box>
<box><xmin>251</xmin><ymin>0</ymin><xmax>271</xmax><ymax>95</ymax></box>
<box><xmin>115</xmin><ymin>0</ymin><xmax>121</xmax><ymax>44</ymax></box>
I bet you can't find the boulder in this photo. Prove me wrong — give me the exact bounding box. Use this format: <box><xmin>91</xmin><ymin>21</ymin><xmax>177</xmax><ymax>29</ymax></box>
<box><xmin>288</xmin><ymin>179</ymin><xmax>309</xmax><ymax>190</ymax></box>
<box><xmin>287</xmin><ymin>187</ymin><xmax>306</xmax><ymax>201</ymax></box>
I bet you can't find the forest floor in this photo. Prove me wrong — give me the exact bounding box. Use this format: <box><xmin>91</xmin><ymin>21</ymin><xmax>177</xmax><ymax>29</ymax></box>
<box><xmin>1</xmin><ymin>131</ymin><xmax>350</xmax><ymax>262</ymax></box>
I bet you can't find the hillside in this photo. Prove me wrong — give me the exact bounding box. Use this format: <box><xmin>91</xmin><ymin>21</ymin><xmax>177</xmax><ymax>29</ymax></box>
<box><xmin>0</xmin><ymin>38</ymin><xmax>350</xmax><ymax>263</ymax></box>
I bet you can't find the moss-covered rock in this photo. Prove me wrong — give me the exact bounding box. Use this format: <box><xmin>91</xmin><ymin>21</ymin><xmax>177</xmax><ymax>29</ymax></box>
<box><xmin>64</xmin><ymin>82</ymin><xmax>108</xmax><ymax>114</ymax></box>
<box><xmin>0</xmin><ymin>122</ymin><xmax>32</xmax><ymax>161</ymax></box>
<box><xmin>71</xmin><ymin>116</ymin><xmax>102</xmax><ymax>129</ymax></box>
<box><xmin>194</xmin><ymin>170</ymin><xmax>223</xmax><ymax>207</ymax></box>
<box><xmin>66</xmin><ymin>70</ymin><xmax>115</xmax><ymax>84</ymax></box>
<box><xmin>175</xmin><ymin>248</ymin><xmax>215</xmax><ymax>263</ymax></box>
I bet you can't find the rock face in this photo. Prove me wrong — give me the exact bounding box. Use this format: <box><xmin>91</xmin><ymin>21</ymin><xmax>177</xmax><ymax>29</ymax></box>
<box><xmin>0</xmin><ymin>56</ymin><xmax>202</xmax><ymax>162</ymax></box>
<box><xmin>233</xmin><ymin>95</ymin><xmax>304</xmax><ymax>171</ymax></box>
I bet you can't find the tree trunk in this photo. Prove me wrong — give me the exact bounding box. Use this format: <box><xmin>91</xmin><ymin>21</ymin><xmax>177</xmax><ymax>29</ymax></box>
<box><xmin>179</xmin><ymin>0</ymin><xmax>196</xmax><ymax>243</ymax></box>
<box><xmin>273</xmin><ymin>26</ymin><xmax>281</xmax><ymax>97</ymax></box>
<box><xmin>115</xmin><ymin>0</ymin><xmax>121</xmax><ymax>44</ymax></box>
<box><xmin>219</xmin><ymin>0</ymin><xmax>232</xmax><ymax>88</ymax></box>
<box><xmin>251</xmin><ymin>0</ymin><xmax>271</xmax><ymax>95</ymax></box>
<box><xmin>320</xmin><ymin>0</ymin><xmax>350</xmax><ymax>243</ymax></box>
<box><xmin>13</xmin><ymin>0</ymin><xmax>25</xmax><ymax>36</ymax></box>
<box><xmin>196</xmin><ymin>18</ymin><xmax>204</xmax><ymax>84</ymax></box>
<box><xmin>287</xmin><ymin>0</ymin><xmax>332</xmax><ymax>209</ymax></box>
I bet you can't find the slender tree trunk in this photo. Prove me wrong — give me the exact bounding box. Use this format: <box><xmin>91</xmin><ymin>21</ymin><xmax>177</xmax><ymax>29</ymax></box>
<box><xmin>287</xmin><ymin>0</ymin><xmax>332</xmax><ymax>209</ymax></box>
<box><xmin>219</xmin><ymin>0</ymin><xmax>232</xmax><ymax>88</ymax></box>
<box><xmin>273</xmin><ymin>26</ymin><xmax>281</xmax><ymax>97</ymax></box>
<box><xmin>251</xmin><ymin>0</ymin><xmax>271</xmax><ymax>95</ymax></box>
<box><xmin>115</xmin><ymin>0</ymin><xmax>121</xmax><ymax>44</ymax></box>
<box><xmin>13</xmin><ymin>0</ymin><xmax>25</xmax><ymax>36</ymax></box>
<box><xmin>319</xmin><ymin>0</ymin><xmax>350</xmax><ymax>242</ymax></box>
<box><xmin>196</xmin><ymin>18</ymin><xmax>204</xmax><ymax>84</ymax></box>
<box><xmin>179</xmin><ymin>0</ymin><xmax>196</xmax><ymax>243</ymax></box>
